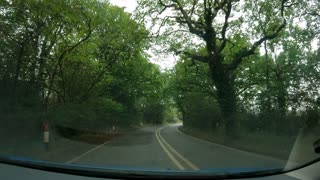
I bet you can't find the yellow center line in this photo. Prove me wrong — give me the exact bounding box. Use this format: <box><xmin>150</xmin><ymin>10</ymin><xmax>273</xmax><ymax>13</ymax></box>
<box><xmin>156</xmin><ymin>127</ymin><xmax>199</xmax><ymax>170</ymax></box>
<box><xmin>155</xmin><ymin>129</ymin><xmax>185</xmax><ymax>170</ymax></box>
<box><xmin>157</xmin><ymin>128</ymin><xmax>199</xmax><ymax>170</ymax></box>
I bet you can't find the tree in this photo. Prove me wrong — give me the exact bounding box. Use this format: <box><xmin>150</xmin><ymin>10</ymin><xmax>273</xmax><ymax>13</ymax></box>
<box><xmin>168</xmin><ymin>58</ymin><xmax>221</xmax><ymax>130</ymax></box>
<box><xmin>136</xmin><ymin>0</ymin><xmax>293</xmax><ymax>137</ymax></box>
<box><xmin>0</xmin><ymin>0</ymin><xmax>96</xmax><ymax>109</ymax></box>
<box><xmin>53</xmin><ymin>4</ymin><xmax>149</xmax><ymax>104</ymax></box>
<box><xmin>1</xmin><ymin>0</ymin><xmax>168</xmax><ymax>132</ymax></box>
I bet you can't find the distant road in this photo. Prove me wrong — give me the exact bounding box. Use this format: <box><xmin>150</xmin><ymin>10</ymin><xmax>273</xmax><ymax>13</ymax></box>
<box><xmin>66</xmin><ymin>124</ymin><xmax>297</xmax><ymax>179</ymax></box>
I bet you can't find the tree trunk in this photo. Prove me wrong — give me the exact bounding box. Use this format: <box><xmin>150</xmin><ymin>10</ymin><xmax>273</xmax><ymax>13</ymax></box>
<box><xmin>209</xmin><ymin>60</ymin><xmax>237</xmax><ymax>138</ymax></box>
<box><xmin>13</xmin><ymin>42</ymin><xmax>25</xmax><ymax>93</ymax></box>
<box><xmin>275</xmin><ymin>69</ymin><xmax>286</xmax><ymax>116</ymax></box>
<box><xmin>264</xmin><ymin>42</ymin><xmax>272</xmax><ymax>112</ymax></box>
<box><xmin>277</xmin><ymin>82</ymin><xmax>286</xmax><ymax>116</ymax></box>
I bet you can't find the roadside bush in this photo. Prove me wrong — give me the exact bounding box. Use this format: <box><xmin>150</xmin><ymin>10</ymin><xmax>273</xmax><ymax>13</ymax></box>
<box><xmin>143</xmin><ymin>102</ymin><xmax>165</xmax><ymax>124</ymax></box>
<box><xmin>163</xmin><ymin>106</ymin><xmax>180</xmax><ymax>123</ymax></box>
<box><xmin>182</xmin><ymin>92</ymin><xmax>222</xmax><ymax>131</ymax></box>
<box><xmin>239</xmin><ymin>111</ymin><xmax>303</xmax><ymax>136</ymax></box>
<box><xmin>47</xmin><ymin>97</ymin><xmax>125</xmax><ymax>130</ymax></box>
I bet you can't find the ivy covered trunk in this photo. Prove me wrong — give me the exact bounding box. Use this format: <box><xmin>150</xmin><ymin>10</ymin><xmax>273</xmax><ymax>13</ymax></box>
<box><xmin>209</xmin><ymin>59</ymin><xmax>237</xmax><ymax>138</ymax></box>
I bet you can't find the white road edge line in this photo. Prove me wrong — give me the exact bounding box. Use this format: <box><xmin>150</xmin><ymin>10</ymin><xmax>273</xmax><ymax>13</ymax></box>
<box><xmin>155</xmin><ymin>128</ymin><xmax>185</xmax><ymax>170</ymax></box>
<box><xmin>158</xmin><ymin>127</ymin><xmax>199</xmax><ymax>170</ymax></box>
<box><xmin>176</xmin><ymin>126</ymin><xmax>285</xmax><ymax>164</ymax></box>
<box><xmin>65</xmin><ymin>141</ymin><xmax>110</xmax><ymax>164</ymax></box>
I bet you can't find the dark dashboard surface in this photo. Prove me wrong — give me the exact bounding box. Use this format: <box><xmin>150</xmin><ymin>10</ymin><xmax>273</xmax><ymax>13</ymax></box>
<box><xmin>0</xmin><ymin>163</ymin><xmax>305</xmax><ymax>180</ymax></box>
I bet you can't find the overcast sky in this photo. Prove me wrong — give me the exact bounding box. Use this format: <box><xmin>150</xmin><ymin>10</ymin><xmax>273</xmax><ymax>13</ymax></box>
<box><xmin>109</xmin><ymin>0</ymin><xmax>138</xmax><ymax>13</ymax></box>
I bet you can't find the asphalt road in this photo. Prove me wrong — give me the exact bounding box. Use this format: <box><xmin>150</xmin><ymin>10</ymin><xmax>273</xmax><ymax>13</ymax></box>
<box><xmin>65</xmin><ymin>124</ymin><xmax>298</xmax><ymax>179</ymax></box>
<box><xmin>67</xmin><ymin>125</ymin><xmax>176</xmax><ymax>170</ymax></box>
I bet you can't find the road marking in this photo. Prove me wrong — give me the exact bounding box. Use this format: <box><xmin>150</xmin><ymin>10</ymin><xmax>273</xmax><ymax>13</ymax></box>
<box><xmin>158</xmin><ymin>127</ymin><xmax>200</xmax><ymax>170</ymax></box>
<box><xmin>65</xmin><ymin>141</ymin><xmax>110</xmax><ymax>164</ymax></box>
<box><xmin>176</xmin><ymin>126</ymin><xmax>286</xmax><ymax>165</ymax></box>
<box><xmin>155</xmin><ymin>129</ymin><xmax>185</xmax><ymax>170</ymax></box>
<box><xmin>156</xmin><ymin>127</ymin><xmax>199</xmax><ymax>170</ymax></box>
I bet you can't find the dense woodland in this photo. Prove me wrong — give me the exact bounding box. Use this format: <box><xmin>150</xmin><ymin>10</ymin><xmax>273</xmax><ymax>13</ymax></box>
<box><xmin>1</xmin><ymin>0</ymin><xmax>320</xmax><ymax>140</ymax></box>
<box><xmin>0</xmin><ymin>0</ymin><xmax>171</xmax><ymax>137</ymax></box>
<box><xmin>137</xmin><ymin>0</ymin><xmax>320</xmax><ymax>138</ymax></box>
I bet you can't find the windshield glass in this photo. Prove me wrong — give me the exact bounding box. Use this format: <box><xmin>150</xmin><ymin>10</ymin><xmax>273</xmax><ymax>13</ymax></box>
<box><xmin>0</xmin><ymin>0</ymin><xmax>319</xmax><ymax>177</ymax></box>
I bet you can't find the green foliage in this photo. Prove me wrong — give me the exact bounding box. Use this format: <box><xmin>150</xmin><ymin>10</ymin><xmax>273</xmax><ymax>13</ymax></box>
<box><xmin>136</xmin><ymin>0</ymin><xmax>294</xmax><ymax>138</ymax></box>
<box><xmin>152</xmin><ymin>0</ymin><xmax>320</xmax><ymax>138</ymax></box>
<box><xmin>143</xmin><ymin>101</ymin><xmax>165</xmax><ymax>124</ymax></box>
<box><xmin>47</xmin><ymin>97</ymin><xmax>125</xmax><ymax>129</ymax></box>
<box><xmin>1</xmin><ymin>0</ymin><xmax>319</xmax><ymax>140</ymax></box>
<box><xmin>163</xmin><ymin>105</ymin><xmax>180</xmax><ymax>123</ymax></box>
<box><xmin>0</xmin><ymin>0</ymin><xmax>168</xmax><ymax>133</ymax></box>
<box><xmin>183</xmin><ymin>92</ymin><xmax>222</xmax><ymax>130</ymax></box>
<box><xmin>169</xmin><ymin>58</ymin><xmax>222</xmax><ymax>130</ymax></box>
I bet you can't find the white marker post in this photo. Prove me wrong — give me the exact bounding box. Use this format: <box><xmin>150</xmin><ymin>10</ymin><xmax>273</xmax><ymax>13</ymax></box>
<box><xmin>43</xmin><ymin>122</ymin><xmax>50</xmax><ymax>150</ymax></box>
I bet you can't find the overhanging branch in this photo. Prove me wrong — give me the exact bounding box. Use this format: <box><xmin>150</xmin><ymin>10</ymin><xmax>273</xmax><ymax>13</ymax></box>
<box><xmin>172</xmin><ymin>0</ymin><xmax>205</xmax><ymax>37</ymax></box>
<box><xmin>228</xmin><ymin>0</ymin><xmax>287</xmax><ymax>70</ymax></box>
<box><xmin>219</xmin><ymin>2</ymin><xmax>232</xmax><ymax>52</ymax></box>
<box><xmin>175</xmin><ymin>50</ymin><xmax>209</xmax><ymax>63</ymax></box>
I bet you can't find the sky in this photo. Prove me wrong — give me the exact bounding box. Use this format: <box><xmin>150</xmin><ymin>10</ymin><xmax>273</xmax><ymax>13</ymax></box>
<box><xmin>109</xmin><ymin>0</ymin><xmax>138</xmax><ymax>13</ymax></box>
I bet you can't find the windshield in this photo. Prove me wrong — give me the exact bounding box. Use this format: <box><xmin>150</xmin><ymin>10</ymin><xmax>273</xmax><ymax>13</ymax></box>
<box><xmin>0</xmin><ymin>0</ymin><xmax>320</xmax><ymax>178</ymax></box>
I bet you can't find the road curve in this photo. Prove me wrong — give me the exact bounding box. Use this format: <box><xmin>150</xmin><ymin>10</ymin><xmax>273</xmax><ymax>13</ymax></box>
<box><xmin>66</xmin><ymin>124</ymin><xmax>297</xmax><ymax>179</ymax></box>
<box><xmin>160</xmin><ymin>124</ymin><xmax>286</xmax><ymax>170</ymax></box>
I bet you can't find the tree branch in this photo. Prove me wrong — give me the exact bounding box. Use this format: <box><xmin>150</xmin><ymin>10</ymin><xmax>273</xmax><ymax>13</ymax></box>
<box><xmin>159</xmin><ymin>0</ymin><xmax>177</xmax><ymax>9</ymax></box>
<box><xmin>175</xmin><ymin>50</ymin><xmax>209</xmax><ymax>63</ymax></box>
<box><xmin>172</xmin><ymin>0</ymin><xmax>205</xmax><ymax>37</ymax></box>
<box><xmin>151</xmin><ymin>16</ymin><xmax>171</xmax><ymax>38</ymax></box>
<box><xmin>228</xmin><ymin>0</ymin><xmax>287</xmax><ymax>70</ymax></box>
<box><xmin>236</xmin><ymin>82</ymin><xmax>259</xmax><ymax>96</ymax></box>
<box><xmin>190</xmin><ymin>0</ymin><xmax>198</xmax><ymax>16</ymax></box>
<box><xmin>45</xmin><ymin>16</ymin><xmax>93</xmax><ymax>107</ymax></box>
<box><xmin>219</xmin><ymin>2</ymin><xmax>232</xmax><ymax>52</ymax></box>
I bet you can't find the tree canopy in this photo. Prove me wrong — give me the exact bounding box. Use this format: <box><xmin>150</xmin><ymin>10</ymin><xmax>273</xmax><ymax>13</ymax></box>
<box><xmin>136</xmin><ymin>0</ymin><xmax>320</xmax><ymax>137</ymax></box>
<box><xmin>0</xmin><ymin>0</ymin><xmax>172</xmax><ymax>132</ymax></box>
<box><xmin>0</xmin><ymin>0</ymin><xmax>319</xmax><ymax>140</ymax></box>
